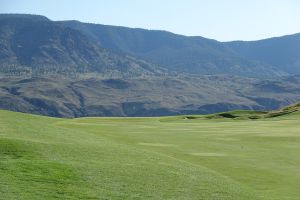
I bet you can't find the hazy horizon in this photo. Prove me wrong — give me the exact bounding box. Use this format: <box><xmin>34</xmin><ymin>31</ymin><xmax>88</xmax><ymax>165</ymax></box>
<box><xmin>1</xmin><ymin>0</ymin><xmax>300</xmax><ymax>41</ymax></box>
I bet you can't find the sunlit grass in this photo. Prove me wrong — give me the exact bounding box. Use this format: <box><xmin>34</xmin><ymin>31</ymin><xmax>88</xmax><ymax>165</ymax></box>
<box><xmin>1</xmin><ymin>109</ymin><xmax>300</xmax><ymax>199</ymax></box>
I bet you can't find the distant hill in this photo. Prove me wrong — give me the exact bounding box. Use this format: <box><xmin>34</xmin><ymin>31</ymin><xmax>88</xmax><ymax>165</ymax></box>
<box><xmin>2</xmin><ymin>14</ymin><xmax>300</xmax><ymax>78</ymax></box>
<box><xmin>60</xmin><ymin>20</ymin><xmax>286</xmax><ymax>78</ymax></box>
<box><xmin>0</xmin><ymin>14</ymin><xmax>167</xmax><ymax>77</ymax></box>
<box><xmin>1</xmin><ymin>75</ymin><xmax>300</xmax><ymax>117</ymax></box>
<box><xmin>226</xmin><ymin>34</ymin><xmax>300</xmax><ymax>74</ymax></box>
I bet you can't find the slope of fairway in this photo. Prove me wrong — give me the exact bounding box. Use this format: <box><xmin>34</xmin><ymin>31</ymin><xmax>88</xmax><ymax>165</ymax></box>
<box><xmin>1</xmin><ymin>109</ymin><xmax>300</xmax><ymax>199</ymax></box>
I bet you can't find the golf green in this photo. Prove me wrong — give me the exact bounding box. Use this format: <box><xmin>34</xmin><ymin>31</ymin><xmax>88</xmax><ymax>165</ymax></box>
<box><xmin>1</xmin><ymin>109</ymin><xmax>300</xmax><ymax>199</ymax></box>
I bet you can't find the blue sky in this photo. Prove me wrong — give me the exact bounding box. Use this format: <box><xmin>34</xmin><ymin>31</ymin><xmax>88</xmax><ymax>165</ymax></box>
<box><xmin>1</xmin><ymin>0</ymin><xmax>300</xmax><ymax>41</ymax></box>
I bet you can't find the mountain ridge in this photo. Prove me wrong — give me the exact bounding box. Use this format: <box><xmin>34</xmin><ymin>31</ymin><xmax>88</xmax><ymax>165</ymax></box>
<box><xmin>60</xmin><ymin>19</ymin><xmax>286</xmax><ymax>78</ymax></box>
<box><xmin>226</xmin><ymin>33</ymin><xmax>300</xmax><ymax>74</ymax></box>
<box><xmin>0</xmin><ymin>14</ymin><xmax>169</xmax><ymax>77</ymax></box>
<box><xmin>2</xmin><ymin>14</ymin><xmax>300</xmax><ymax>78</ymax></box>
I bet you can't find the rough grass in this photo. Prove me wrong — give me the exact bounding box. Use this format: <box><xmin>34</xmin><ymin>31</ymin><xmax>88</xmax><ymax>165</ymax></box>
<box><xmin>182</xmin><ymin>103</ymin><xmax>300</xmax><ymax>120</ymax></box>
<box><xmin>1</xmin><ymin>109</ymin><xmax>300</xmax><ymax>199</ymax></box>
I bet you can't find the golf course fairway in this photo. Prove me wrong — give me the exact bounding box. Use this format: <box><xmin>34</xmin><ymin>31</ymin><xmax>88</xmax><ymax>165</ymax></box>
<box><xmin>1</xmin><ymin>109</ymin><xmax>300</xmax><ymax>200</ymax></box>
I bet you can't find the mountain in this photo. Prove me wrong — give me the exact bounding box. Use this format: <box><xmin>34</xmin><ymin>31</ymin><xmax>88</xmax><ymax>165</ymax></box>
<box><xmin>60</xmin><ymin>20</ymin><xmax>286</xmax><ymax>78</ymax></box>
<box><xmin>2</xmin><ymin>14</ymin><xmax>300</xmax><ymax>78</ymax></box>
<box><xmin>0</xmin><ymin>14</ymin><xmax>167</xmax><ymax>77</ymax></box>
<box><xmin>1</xmin><ymin>14</ymin><xmax>300</xmax><ymax>117</ymax></box>
<box><xmin>226</xmin><ymin>33</ymin><xmax>300</xmax><ymax>74</ymax></box>
<box><xmin>2</xmin><ymin>14</ymin><xmax>299</xmax><ymax>78</ymax></box>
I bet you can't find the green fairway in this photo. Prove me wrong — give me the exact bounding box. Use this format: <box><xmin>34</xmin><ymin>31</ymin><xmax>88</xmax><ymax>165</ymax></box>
<box><xmin>1</xmin><ymin>109</ymin><xmax>300</xmax><ymax>200</ymax></box>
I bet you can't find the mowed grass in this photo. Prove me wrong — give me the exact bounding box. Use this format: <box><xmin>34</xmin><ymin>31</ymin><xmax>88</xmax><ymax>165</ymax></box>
<box><xmin>1</xmin><ymin>110</ymin><xmax>300</xmax><ymax>199</ymax></box>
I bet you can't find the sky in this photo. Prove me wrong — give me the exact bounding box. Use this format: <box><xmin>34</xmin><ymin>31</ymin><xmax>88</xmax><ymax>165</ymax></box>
<box><xmin>1</xmin><ymin>0</ymin><xmax>300</xmax><ymax>41</ymax></box>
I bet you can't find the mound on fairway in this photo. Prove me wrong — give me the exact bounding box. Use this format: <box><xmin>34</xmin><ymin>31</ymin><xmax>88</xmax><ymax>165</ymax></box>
<box><xmin>1</xmin><ymin>108</ymin><xmax>300</xmax><ymax>200</ymax></box>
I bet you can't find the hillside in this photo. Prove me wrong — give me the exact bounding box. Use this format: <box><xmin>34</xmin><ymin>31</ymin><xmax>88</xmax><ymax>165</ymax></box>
<box><xmin>61</xmin><ymin>20</ymin><xmax>300</xmax><ymax>77</ymax></box>
<box><xmin>2</xmin><ymin>14</ymin><xmax>300</xmax><ymax>78</ymax></box>
<box><xmin>182</xmin><ymin>102</ymin><xmax>300</xmax><ymax>120</ymax></box>
<box><xmin>1</xmin><ymin>106</ymin><xmax>300</xmax><ymax>199</ymax></box>
<box><xmin>0</xmin><ymin>14</ymin><xmax>167</xmax><ymax>77</ymax></box>
<box><xmin>1</xmin><ymin>75</ymin><xmax>300</xmax><ymax>117</ymax></box>
<box><xmin>61</xmin><ymin>20</ymin><xmax>285</xmax><ymax>78</ymax></box>
<box><xmin>227</xmin><ymin>33</ymin><xmax>300</xmax><ymax>74</ymax></box>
